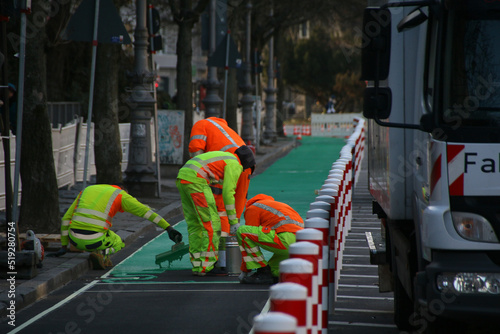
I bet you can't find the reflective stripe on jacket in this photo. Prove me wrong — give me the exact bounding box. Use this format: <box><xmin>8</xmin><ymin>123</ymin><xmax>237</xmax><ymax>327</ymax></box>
<box><xmin>60</xmin><ymin>184</ymin><xmax>170</xmax><ymax>246</ymax></box>
<box><xmin>177</xmin><ymin>151</ymin><xmax>243</xmax><ymax>225</ymax></box>
<box><xmin>188</xmin><ymin>117</ymin><xmax>245</xmax><ymax>154</ymax></box>
<box><xmin>244</xmin><ymin>195</ymin><xmax>304</xmax><ymax>234</ymax></box>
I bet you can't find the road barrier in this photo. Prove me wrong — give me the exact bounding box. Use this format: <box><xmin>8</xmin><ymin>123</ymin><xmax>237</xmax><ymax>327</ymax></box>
<box><xmin>270</xmin><ymin>283</ymin><xmax>307</xmax><ymax>334</ymax></box>
<box><xmin>0</xmin><ymin>119</ymin><xmax>133</xmax><ymax>211</ymax></box>
<box><xmin>251</xmin><ymin>116</ymin><xmax>366</xmax><ymax>333</ymax></box>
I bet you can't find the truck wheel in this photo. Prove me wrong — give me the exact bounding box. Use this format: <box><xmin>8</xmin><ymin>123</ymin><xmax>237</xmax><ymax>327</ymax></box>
<box><xmin>393</xmin><ymin>273</ymin><xmax>414</xmax><ymax>331</ymax></box>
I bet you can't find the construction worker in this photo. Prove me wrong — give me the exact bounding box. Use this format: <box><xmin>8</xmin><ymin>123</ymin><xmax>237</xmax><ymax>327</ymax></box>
<box><xmin>237</xmin><ymin>194</ymin><xmax>304</xmax><ymax>284</ymax></box>
<box><xmin>176</xmin><ymin>147</ymin><xmax>256</xmax><ymax>276</ymax></box>
<box><xmin>54</xmin><ymin>184</ymin><xmax>182</xmax><ymax>269</ymax></box>
<box><xmin>189</xmin><ymin>117</ymin><xmax>253</xmax><ymax>237</ymax></box>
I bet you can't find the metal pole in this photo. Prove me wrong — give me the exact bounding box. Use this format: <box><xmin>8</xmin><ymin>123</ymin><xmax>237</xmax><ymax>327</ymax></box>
<box><xmin>124</xmin><ymin>0</ymin><xmax>157</xmax><ymax>197</ymax></box>
<box><xmin>82</xmin><ymin>0</ymin><xmax>100</xmax><ymax>189</ymax></box>
<box><xmin>203</xmin><ymin>0</ymin><xmax>222</xmax><ymax>118</ymax></box>
<box><xmin>263</xmin><ymin>1</ymin><xmax>277</xmax><ymax>143</ymax></box>
<box><xmin>239</xmin><ymin>0</ymin><xmax>254</xmax><ymax>144</ymax></box>
<box><xmin>254</xmin><ymin>48</ymin><xmax>260</xmax><ymax>151</ymax></box>
<box><xmin>12</xmin><ymin>1</ymin><xmax>29</xmax><ymax>222</ymax></box>
<box><xmin>222</xmin><ymin>29</ymin><xmax>231</xmax><ymax>119</ymax></box>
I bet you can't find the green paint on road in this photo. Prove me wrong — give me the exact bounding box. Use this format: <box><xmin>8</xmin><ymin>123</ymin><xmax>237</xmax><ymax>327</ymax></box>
<box><xmin>107</xmin><ymin>137</ymin><xmax>344</xmax><ymax>281</ymax></box>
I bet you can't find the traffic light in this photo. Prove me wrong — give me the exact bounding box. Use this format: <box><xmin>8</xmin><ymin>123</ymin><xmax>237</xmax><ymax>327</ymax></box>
<box><xmin>147</xmin><ymin>5</ymin><xmax>162</xmax><ymax>53</ymax></box>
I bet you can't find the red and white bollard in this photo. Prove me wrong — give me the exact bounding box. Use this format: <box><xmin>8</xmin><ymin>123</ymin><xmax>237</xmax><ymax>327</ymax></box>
<box><xmin>270</xmin><ymin>283</ymin><xmax>308</xmax><ymax>334</ymax></box>
<box><xmin>280</xmin><ymin>258</ymin><xmax>314</xmax><ymax>334</ymax></box>
<box><xmin>296</xmin><ymin>229</ymin><xmax>327</xmax><ymax>334</ymax></box>
<box><xmin>254</xmin><ymin>312</ymin><xmax>297</xmax><ymax>334</ymax></box>
<box><xmin>289</xmin><ymin>242</ymin><xmax>320</xmax><ymax>334</ymax></box>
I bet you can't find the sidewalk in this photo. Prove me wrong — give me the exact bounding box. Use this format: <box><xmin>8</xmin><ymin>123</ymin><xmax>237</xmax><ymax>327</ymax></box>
<box><xmin>0</xmin><ymin>137</ymin><xmax>297</xmax><ymax>317</ymax></box>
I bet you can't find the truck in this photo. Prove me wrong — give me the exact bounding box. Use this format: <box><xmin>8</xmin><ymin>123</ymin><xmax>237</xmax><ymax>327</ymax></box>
<box><xmin>361</xmin><ymin>0</ymin><xmax>500</xmax><ymax>332</ymax></box>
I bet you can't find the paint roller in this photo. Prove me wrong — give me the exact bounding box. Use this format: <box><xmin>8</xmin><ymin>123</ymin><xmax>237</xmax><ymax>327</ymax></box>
<box><xmin>155</xmin><ymin>241</ymin><xmax>190</xmax><ymax>268</ymax></box>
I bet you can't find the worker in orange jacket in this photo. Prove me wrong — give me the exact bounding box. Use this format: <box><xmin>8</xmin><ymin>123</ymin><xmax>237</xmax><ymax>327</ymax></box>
<box><xmin>189</xmin><ymin>117</ymin><xmax>253</xmax><ymax>237</ymax></box>
<box><xmin>236</xmin><ymin>194</ymin><xmax>304</xmax><ymax>284</ymax></box>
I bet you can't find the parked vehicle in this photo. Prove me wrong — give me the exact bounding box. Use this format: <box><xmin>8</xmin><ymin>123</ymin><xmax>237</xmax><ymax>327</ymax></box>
<box><xmin>362</xmin><ymin>0</ymin><xmax>500</xmax><ymax>332</ymax></box>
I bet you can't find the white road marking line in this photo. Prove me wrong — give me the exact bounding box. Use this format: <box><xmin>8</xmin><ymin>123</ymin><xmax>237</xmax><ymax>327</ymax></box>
<box><xmin>340</xmin><ymin>274</ymin><xmax>378</xmax><ymax>278</ymax></box>
<box><xmin>338</xmin><ymin>284</ymin><xmax>378</xmax><ymax>289</ymax></box>
<box><xmin>248</xmin><ymin>298</ymin><xmax>271</xmax><ymax>334</ymax></box>
<box><xmin>8</xmin><ymin>281</ymin><xmax>98</xmax><ymax>334</ymax></box>
<box><xmin>345</xmin><ymin>246</ymin><xmax>369</xmax><ymax>249</ymax></box>
<box><xmin>343</xmin><ymin>254</ymin><xmax>369</xmax><ymax>258</ymax></box>
<box><xmin>83</xmin><ymin>289</ymin><xmax>269</xmax><ymax>293</ymax></box>
<box><xmin>334</xmin><ymin>307</ymin><xmax>393</xmax><ymax>314</ymax></box>
<box><xmin>96</xmin><ymin>281</ymin><xmax>241</xmax><ymax>285</ymax></box>
<box><xmin>9</xmin><ymin>230</ymin><xmax>164</xmax><ymax>332</ymax></box>
<box><xmin>337</xmin><ymin>295</ymin><xmax>393</xmax><ymax>301</ymax></box>
<box><xmin>342</xmin><ymin>264</ymin><xmax>377</xmax><ymax>268</ymax></box>
<box><xmin>329</xmin><ymin>321</ymin><xmax>397</xmax><ymax>328</ymax></box>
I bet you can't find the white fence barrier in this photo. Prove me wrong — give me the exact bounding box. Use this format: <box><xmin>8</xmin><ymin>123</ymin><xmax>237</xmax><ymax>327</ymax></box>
<box><xmin>284</xmin><ymin>113</ymin><xmax>363</xmax><ymax>138</ymax></box>
<box><xmin>0</xmin><ymin>119</ymin><xmax>135</xmax><ymax>211</ymax></box>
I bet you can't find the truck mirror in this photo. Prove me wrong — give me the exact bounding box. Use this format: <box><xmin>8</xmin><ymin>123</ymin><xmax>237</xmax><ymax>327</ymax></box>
<box><xmin>397</xmin><ymin>8</ymin><xmax>428</xmax><ymax>32</ymax></box>
<box><xmin>419</xmin><ymin>113</ymin><xmax>434</xmax><ymax>133</ymax></box>
<box><xmin>361</xmin><ymin>8</ymin><xmax>391</xmax><ymax>81</ymax></box>
<box><xmin>363</xmin><ymin>87</ymin><xmax>392</xmax><ymax>120</ymax></box>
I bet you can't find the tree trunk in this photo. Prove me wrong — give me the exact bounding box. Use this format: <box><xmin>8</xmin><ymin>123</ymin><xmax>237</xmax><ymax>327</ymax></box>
<box><xmin>274</xmin><ymin>26</ymin><xmax>285</xmax><ymax>137</ymax></box>
<box><xmin>226</xmin><ymin>67</ymin><xmax>239</xmax><ymax>132</ymax></box>
<box><xmin>19</xmin><ymin>1</ymin><xmax>60</xmax><ymax>233</ymax></box>
<box><xmin>177</xmin><ymin>19</ymin><xmax>194</xmax><ymax>163</ymax></box>
<box><xmin>93</xmin><ymin>44</ymin><xmax>123</xmax><ymax>185</ymax></box>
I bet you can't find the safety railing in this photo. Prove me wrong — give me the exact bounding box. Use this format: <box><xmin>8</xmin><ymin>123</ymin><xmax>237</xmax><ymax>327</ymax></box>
<box><xmin>283</xmin><ymin>113</ymin><xmax>363</xmax><ymax>139</ymax></box>
<box><xmin>249</xmin><ymin>116</ymin><xmax>366</xmax><ymax>333</ymax></box>
<box><xmin>0</xmin><ymin>119</ymin><xmax>133</xmax><ymax>211</ymax></box>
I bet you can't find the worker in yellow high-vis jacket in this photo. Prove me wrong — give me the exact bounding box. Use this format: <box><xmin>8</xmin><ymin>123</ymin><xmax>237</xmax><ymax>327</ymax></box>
<box><xmin>54</xmin><ymin>184</ymin><xmax>182</xmax><ymax>269</ymax></box>
<box><xmin>176</xmin><ymin>147</ymin><xmax>255</xmax><ymax>276</ymax></box>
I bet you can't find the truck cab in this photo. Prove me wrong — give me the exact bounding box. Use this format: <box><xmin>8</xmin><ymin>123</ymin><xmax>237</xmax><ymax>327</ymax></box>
<box><xmin>362</xmin><ymin>0</ymin><xmax>500</xmax><ymax>331</ymax></box>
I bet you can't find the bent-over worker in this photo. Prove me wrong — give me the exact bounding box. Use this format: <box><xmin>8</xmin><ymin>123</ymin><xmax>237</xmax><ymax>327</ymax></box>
<box><xmin>176</xmin><ymin>147</ymin><xmax>256</xmax><ymax>276</ymax></box>
<box><xmin>55</xmin><ymin>184</ymin><xmax>182</xmax><ymax>269</ymax></box>
<box><xmin>189</xmin><ymin>117</ymin><xmax>253</xmax><ymax>236</ymax></box>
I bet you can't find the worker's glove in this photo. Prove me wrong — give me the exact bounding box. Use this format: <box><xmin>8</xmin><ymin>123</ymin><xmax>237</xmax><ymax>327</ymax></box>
<box><xmin>229</xmin><ymin>223</ymin><xmax>240</xmax><ymax>236</ymax></box>
<box><xmin>167</xmin><ymin>226</ymin><xmax>183</xmax><ymax>243</ymax></box>
<box><xmin>47</xmin><ymin>247</ymin><xmax>67</xmax><ymax>257</ymax></box>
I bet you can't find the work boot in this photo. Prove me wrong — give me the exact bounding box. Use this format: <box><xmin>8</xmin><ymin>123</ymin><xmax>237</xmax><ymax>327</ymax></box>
<box><xmin>89</xmin><ymin>251</ymin><xmax>106</xmax><ymax>270</ymax></box>
<box><xmin>104</xmin><ymin>255</ymin><xmax>113</xmax><ymax>268</ymax></box>
<box><xmin>205</xmin><ymin>266</ymin><xmax>228</xmax><ymax>276</ymax></box>
<box><xmin>240</xmin><ymin>266</ymin><xmax>274</xmax><ymax>284</ymax></box>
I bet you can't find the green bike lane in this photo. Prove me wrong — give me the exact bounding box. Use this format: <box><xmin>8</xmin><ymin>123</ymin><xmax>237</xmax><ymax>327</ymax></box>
<box><xmin>104</xmin><ymin>136</ymin><xmax>345</xmax><ymax>281</ymax></box>
<box><xmin>4</xmin><ymin>137</ymin><xmax>345</xmax><ymax>334</ymax></box>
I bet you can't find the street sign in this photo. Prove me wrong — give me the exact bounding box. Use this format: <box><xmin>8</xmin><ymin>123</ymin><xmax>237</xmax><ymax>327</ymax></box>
<box><xmin>62</xmin><ymin>0</ymin><xmax>131</xmax><ymax>44</ymax></box>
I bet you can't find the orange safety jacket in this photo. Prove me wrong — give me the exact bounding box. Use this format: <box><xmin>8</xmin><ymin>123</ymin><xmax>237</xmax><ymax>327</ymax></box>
<box><xmin>188</xmin><ymin>117</ymin><xmax>250</xmax><ymax>219</ymax></box>
<box><xmin>189</xmin><ymin>117</ymin><xmax>245</xmax><ymax>155</ymax></box>
<box><xmin>60</xmin><ymin>184</ymin><xmax>170</xmax><ymax>246</ymax></box>
<box><xmin>244</xmin><ymin>194</ymin><xmax>304</xmax><ymax>234</ymax></box>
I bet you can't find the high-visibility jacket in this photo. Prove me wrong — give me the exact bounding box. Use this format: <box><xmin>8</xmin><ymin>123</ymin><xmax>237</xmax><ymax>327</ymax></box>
<box><xmin>61</xmin><ymin>184</ymin><xmax>170</xmax><ymax>247</ymax></box>
<box><xmin>188</xmin><ymin>117</ymin><xmax>250</xmax><ymax>219</ymax></box>
<box><xmin>244</xmin><ymin>194</ymin><xmax>304</xmax><ymax>234</ymax></box>
<box><xmin>177</xmin><ymin>151</ymin><xmax>243</xmax><ymax>226</ymax></box>
<box><xmin>189</xmin><ymin>117</ymin><xmax>245</xmax><ymax>155</ymax></box>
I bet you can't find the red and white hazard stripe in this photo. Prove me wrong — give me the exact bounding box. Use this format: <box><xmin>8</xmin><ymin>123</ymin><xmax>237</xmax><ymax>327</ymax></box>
<box><xmin>447</xmin><ymin>144</ymin><xmax>465</xmax><ymax>196</ymax></box>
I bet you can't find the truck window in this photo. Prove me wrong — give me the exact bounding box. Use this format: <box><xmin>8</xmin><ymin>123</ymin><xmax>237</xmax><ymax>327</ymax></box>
<box><xmin>443</xmin><ymin>12</ymin><xmax>500</xmax><ymax>127</ymax></box>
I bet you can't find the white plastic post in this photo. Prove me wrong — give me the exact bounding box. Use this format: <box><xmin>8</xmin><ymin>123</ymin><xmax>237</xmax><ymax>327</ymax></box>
<box><xmin>270</xmin><ymin>283</ymin><xmax>307</xmax><ymax>334</ymax></box>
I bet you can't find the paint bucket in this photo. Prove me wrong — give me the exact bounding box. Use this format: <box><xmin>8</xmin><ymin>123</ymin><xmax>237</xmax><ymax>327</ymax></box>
<box><xmin>225</xmin><ymin>235</ymin><xmax>242</xmax><ymax>276</ymax></box>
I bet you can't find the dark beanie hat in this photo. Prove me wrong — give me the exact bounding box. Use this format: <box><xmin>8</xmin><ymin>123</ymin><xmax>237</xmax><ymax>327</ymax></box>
<box><xmin>235</xmin><ymin>145</ymin><xmax>256</xmax><ymax>170</ymax></box>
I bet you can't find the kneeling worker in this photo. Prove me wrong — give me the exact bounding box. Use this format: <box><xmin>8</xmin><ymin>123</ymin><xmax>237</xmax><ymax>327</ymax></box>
<box><xmin>237</xmin><ymin>194</ymin><xmax>304</xmax><ymax>284</ymax></box>
<box><xmin>55</xmin><ymin>184</ymin><xmax>182</xmax><ymax>269</ymax></box>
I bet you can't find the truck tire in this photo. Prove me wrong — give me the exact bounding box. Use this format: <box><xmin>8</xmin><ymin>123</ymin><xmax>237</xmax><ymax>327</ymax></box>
<box><xmin>393</xmin><ymin>271</ymin><xmax>414</xmax><ymax>331</ymax></box>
